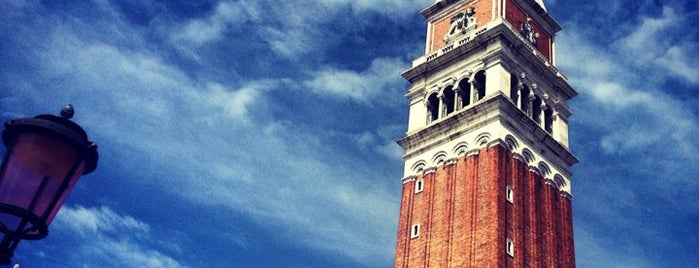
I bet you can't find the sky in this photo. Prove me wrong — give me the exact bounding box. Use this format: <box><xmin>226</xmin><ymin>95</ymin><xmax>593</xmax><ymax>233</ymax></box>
<box><xmin>0</xmin><ymin>0</ymin><xmax>698</xmax><ymax>267</ymax></box>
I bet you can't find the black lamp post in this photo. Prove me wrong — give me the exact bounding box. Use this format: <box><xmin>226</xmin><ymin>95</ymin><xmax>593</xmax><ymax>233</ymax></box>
<box><xmin>0</xmin><ymin>105</ymin><xmax>98</xmax><ymax>265</ymax></box>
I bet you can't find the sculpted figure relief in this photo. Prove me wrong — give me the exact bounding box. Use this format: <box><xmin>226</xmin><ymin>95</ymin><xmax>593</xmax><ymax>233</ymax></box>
<box><xmin>443</xmin><ymin>7</ymin><xmax>476</xmax><ymax>43</ymax></box>
<box><xmin>520</xmin><ymin>18</ymin><xmax>540</xmax><ymax>45</ymax></box>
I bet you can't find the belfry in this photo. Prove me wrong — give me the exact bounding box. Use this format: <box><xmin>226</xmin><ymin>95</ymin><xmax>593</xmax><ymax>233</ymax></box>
<box><xmin>394</xmin><ymin>0</ymin><xmax>578</xmax><ymax>267</ymax></box>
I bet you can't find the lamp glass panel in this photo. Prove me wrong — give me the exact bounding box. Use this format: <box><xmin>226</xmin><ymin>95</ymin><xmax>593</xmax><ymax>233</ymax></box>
<box><xmin>0</xmin><ymin>132</ymin><xmax>84</xmax><ymax>231</ymax></box>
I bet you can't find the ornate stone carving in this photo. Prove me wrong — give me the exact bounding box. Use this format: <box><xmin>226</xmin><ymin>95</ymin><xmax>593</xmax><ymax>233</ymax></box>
<box><xmin>444</xmin><ymin>7</ymin><xmax>477</xmax><ymax>43</ymax></box>
<box><xmin>520</xmin><ymin>18</ymin><xmax>539</xmax><ymax>45</ymax></box>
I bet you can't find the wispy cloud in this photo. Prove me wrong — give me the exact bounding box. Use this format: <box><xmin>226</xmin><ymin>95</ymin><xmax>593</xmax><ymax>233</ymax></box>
<box><xmin>558</xmin><ymin>14</ymin><xmax>699</xmax><ymax>161</ymax></box>
<box><xmin>616</xmin><ymin>7</ymin><xmax>699</xmax><ymax>84</ymax></box>
<box><xmin>57</xmin><ymin>206</ymin><xmax>149</xmax><ymax>234</ymax></box>
<box><xmin>9</xmin><ymin>0</ymin><xmax>697</xmax><ymax>267</ymax></box>
<box><xmin>171</xmin><ymin>1</ymin><xmax>258</xmax><ymax>60</ymax></box>
<box><xmin>353</xmin><ymin>125</ymin><xmax>405</xmax><ymax>160</ymax></box>
<box><xmin>1</xmin><ymin>1</ymin><xmax>408</xmax><ymax>265</ymax></box>
<box><xmin>46</xmin><ymin>206</ymin><xmax>185</xmax><ymax>268</ymax></box>
<box><xmin>169</xmin><ymin>0</ymin><xmax>425</xmax><ymax>60</ymax></box>
<box><xmin>575</xmin><ymin>227</ymin><xmax>653</xmax><ymax>268</ymax></box>
<box><xmin>304</xmin><ymin>57</ymin><xmax>407</xmax><ymax>103</ymax></box>
<box><xmin>556</xmin><ymin>2</ymin><xmax>699</xmax><ymax>266</ymax></box>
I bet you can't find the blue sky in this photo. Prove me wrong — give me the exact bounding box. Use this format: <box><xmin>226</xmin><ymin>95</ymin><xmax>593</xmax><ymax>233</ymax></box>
<box><xmin>1</xmin><ymin>0</ymin><xmax>698</xmax><ymax>267</ymax></box>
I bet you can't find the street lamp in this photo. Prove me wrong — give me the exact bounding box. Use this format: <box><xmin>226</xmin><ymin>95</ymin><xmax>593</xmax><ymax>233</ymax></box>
<box><xmin>0</xmin><ymin>105</ymin><xmax>98</xmax><ymax>265</ymax></box>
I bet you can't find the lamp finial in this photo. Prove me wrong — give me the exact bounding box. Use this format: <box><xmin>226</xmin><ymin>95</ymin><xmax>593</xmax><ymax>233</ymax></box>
<box><xmin>60</xmin><ymin>104</ymin><xmax>74</xmax><ymax>119</ymax></box>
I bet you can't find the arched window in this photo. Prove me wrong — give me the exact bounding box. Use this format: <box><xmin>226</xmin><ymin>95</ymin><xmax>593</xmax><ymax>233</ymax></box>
<box><xmin>474</xmin><ymin>71</ymin><xmax>486</xmax><ymax>101</ymax></box>
<box><xmin>510</xmin><ymin>74</ymin><xmax>520</xmax><ymax>105</ymax></box>
<box><xmin>506</xmin><ymin>186</ymin><xmax>514</xmax><ymax>203</ymax></box>
<box><xmin>506</xmin><ymin>238</ymin><xmax>514</xmax><ymax>256</ymax></box>
<box><xmin>415</xmin><ymin>178</ymin><xmax>424</xmax><ymax>194</ymax></box>
<box><xmin>532</xmin><ymin>95</ymin><xmax>542</xmax><ymax>126</ymax></box>
<box><xmin>427</xmin><ymin>93</ymin><xmax>439</xmax><ymax>122</ymax></box>
<box><xmin>544</xmin><ymin>107</ymin><xmax>553</xmax><ymax>134</ymax></box>
<box><xmin>554</xmin><ymin>175</ymin><xmax>567</xmax><ymax>189</ymax></box>
<box><xmin>457</xmin><ymin>78</ymin><xmax>471</xmax><ymax>109</ymax></box>
<box><xmin>520</xmin><ymin>86</ymin><xmax>530</xmax><ymax>113</ymax></box>
<box><xmin>443</xmin><ymin>86</ymin><xmax>455</xmax><ymax>116</ymax></box>
<box><xmin>411</xmin><ymin>223</ymin><xmax>421</xmax><ymax>239</ymax></box>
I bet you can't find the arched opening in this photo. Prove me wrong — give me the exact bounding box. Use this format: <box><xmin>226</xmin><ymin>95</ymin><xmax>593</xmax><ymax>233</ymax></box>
<box><xmin>457</xmin><ymin>78</ymin><xmax>471</xmax><ymax>109</ymax></box>
<box><xmin>538</xmin><ymin>162</ymin><xmax>551</xmax><ymax>177</ymax></box>
<box><xmin>505</xmin><ymin>135</ymin><xmax>519</xmax><ymax>150</ymax></box>
<box><xmin>474</xmin><ymin>71</ymin><xmax>486</xmax><ymax>101</ymax></box>
<box><xmin>520</xmin><ymin>85</ymin><xmax>530</xmax><ymax>113</ymax></box>
<box><xmin>506</xmin><ymin>186</ymin><xmax>514</xmax><ymax>203</ymax></box>
<box><xmin>544</xmin><ymin>107</ymin><xmax>553</xmax><ymax>134</ymax></box>
<box><xmin>521</xmin><ymin>148</ymin><xmax>535</xmax><ymax>164</ymax></box>
<box><xmin>532</xmin><ymin>95</ymin><xmax>542</xmax><ymax>126</ymax></box>
<box><xmin>427</xmin><ymin>92</ymin><xmax>439</xmax><ymax>122</ymax></box>
<box><xmin>554</xmin><ymin>175</ymin><xmax>567</xmax><ymax>189</ymax></box>
<box><xmin>506</xmin><ymin>238</ymin><xmax>514</xmax><ymax>256</ymax></box>
<box><xmin>432</xmin><ymin>151</ymin><xmax>448</xmax><ymax>166</ymax></box>
<box><xmin>443</xmin><ymin>86</ymin><xmax>455</xmax><ymax>116</ymax></box>
<box><xmin>510</xmin><ymin>74</ymin><xmax>520</xmax><ymax>105</ymax></box>
<box><xmin>411</xmin><ymin>161</ymin><xmax>426</xmax><ymax>174</ymax></box>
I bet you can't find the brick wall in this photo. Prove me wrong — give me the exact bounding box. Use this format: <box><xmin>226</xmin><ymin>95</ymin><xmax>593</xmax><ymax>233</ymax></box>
<box><xmin>394</xmin><ymin>144</ymin><xmax>574</xmax><ymax>267</ymax></box>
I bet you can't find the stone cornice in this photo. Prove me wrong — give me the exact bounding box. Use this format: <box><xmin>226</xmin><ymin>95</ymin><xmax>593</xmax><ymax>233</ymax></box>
<box><xmin>401</xmin><ymin>139</ymin><xmax>575</xmax><ymax>196</ymax></box>
<box><xmin>398</xmin><ymin>92</ymin><xmax>503</xmax><ymax>158</ymax></box>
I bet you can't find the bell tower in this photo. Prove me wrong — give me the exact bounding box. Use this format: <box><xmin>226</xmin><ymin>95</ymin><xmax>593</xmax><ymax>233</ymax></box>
<box><xmin>394</xmin><ymin>0</ymin><xmax>577</xmax><ymax>267</ymax></box>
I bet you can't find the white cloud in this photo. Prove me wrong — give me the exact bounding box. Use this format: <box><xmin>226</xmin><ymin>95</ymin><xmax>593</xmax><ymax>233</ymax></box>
<box><xmin>557</xmin><ymin>22</ymin><xmax>699</xmax><ymax>161</ymax></box>
<box><xmin>170</xmin><ymin>0</ymin><xmax>425</xmax><ymax>60</ymax></box>
<box><xmin>354</xmin><ymin>131</ymin><xmax>377</xmax><ymax>152</ymax></box>
<box><xmin>352</xmin><ymin>125</ymin><xmax>405</xmax><ymax>160</ymax></box>
<box><xmin>30</xmin><ymin>26</ymin><xmax>269</xmax><ymax>140</ymax></box>
<box><xmin>57</xmin><ymin>206</ymin><xmax>149</xmax><ymax>234</ymax></box>
<box><xmin>656</xmin><ymin>44</ymin><xmax>699</xmax><ymax>84</ymax></box>
<box><xmin>259</xmin><ymin>0</ymin><xmax>424</xmax><ymax>57</ymax></box>
<box><xmin>52</xmin><ymin>206</ymin><xmax>185</xmax><ymax>268</ymax></box>
<box><xmin>320</xmin><ymin>0</ymin><xmax>423</xmax><ymax>15</ymax></box>
<box><xmin>171</xmin><ymin>119</ymin><xmax>400</xmax><ymax>265</ymax></box>
<box><xmin>576</xmin><ymin>80</ymin><xmax>697</xmax><ymax>157</ymax></box>
<box><xmin>1</xmin><ymin>0</ymin><xmax>410</xmax><ymax>265</ymax></box>
<box><xmin>263</xmin><ymin>26</ymin><xmax>319</xmax><ymax>59</ymax></box>
<box><xmin>171</xmin><ymin>1</ymin><xmax>256</xmax><ymax>51</ymax></box>
<box><xmin>195</xmin><ymin>81</ymin><xmax>275</xmax><ymax>123</ymax></box>
<box><xmin>554</xmin><ymin>4</ymin><xmax>699</xmax><ymax>266</ymax></box>
<box><xmin>304</xmin><ymin>57</ymin><xmax>407</xmax><ymax>103</ymax></box>
<box><xmin>376</xmin><ymin>125</ymin><xmax>405</xmax><ymax>160</ymax></box>
<box><xmin>575</xmin><ymin>227</ymin><xmax>653</xmax><ymax>268</ymax></box>
<box><xmin>29</xmin><ymin>33</ymin><xmax>402</xmax><ymax>264</ymax></box>
<box><xmin>618</xmin><ymin>7</ymin><xmax>676</xmax><ymax>53</ymax></box>
<box><xmin>616</xmin><ymin>6</ymin><xmax>699</xmax><ymax>84</ymax></box>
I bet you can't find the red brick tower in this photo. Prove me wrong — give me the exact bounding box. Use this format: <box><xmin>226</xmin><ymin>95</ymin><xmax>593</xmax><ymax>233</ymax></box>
<box><xmin>394</xmin><ymin>0</ymin><xmax>578</xmax><ymax>267</ymax></box>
